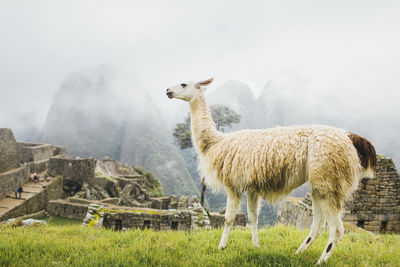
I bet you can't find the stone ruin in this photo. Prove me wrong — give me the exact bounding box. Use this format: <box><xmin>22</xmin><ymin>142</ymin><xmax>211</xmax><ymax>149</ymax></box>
<box><xmin>277</xmin><ymin>156</ymin><xmax>400</xmax><ymax>234</ymax></box>
<box><xmin>0</xmin><ymin>128</ymin><xmax>246</xmax><ymax>231</ymax></box>
<box><xmin>0</xmin><ymin>128</ymin><xmax>67</xmax><ymax>221</ymax></box>
<box><xmin>0</xmin><ymin>128</ymin><xmax>247</xmax><ymax>231</ymax></box>
<box><xmin>0</xmin><ymin>128</ymin><xmax>245</xmax><ymax>231</ymax></box>
<box><xmin>0</xmin><ymin>128</ymin><xmax>66</xmax><ymax>200</ymax></box>
<box><xmin>46</xmin><ymin>157</ymin><xmax>246</xmax><ymax>231</ymax></box>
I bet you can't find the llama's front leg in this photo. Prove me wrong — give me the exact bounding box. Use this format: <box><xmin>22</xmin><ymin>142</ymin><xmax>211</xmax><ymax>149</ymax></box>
<box><xmin>247</xmin><ymin>190</ymin><xmax>261</xmax><ymax>247</ymax></box>
<box><xmin>218</xmin><ymin>190</ymin><xmax>241</xmax><ymax>250</ymax></box>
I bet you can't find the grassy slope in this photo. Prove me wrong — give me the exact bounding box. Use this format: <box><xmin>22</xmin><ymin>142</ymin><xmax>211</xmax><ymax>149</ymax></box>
<box><xmin>0</xmin><ymin>225</ymin><xmax>399</xmax><ymax>267</ymax></box>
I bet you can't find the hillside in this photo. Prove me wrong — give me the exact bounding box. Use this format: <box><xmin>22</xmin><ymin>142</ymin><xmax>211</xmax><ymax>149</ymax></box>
<box><xmin>207</xmin><ymin>80</ymin><xmax>257</xmax><ymax>130</ymax></box>
<box><xmin>1</xmin><ymin>224</ymin><xmax>399</xmax><ymax>266</ymax></box>
<box><xmin>40</xmin><ymin>65</ymin><xmax>198</xmax><ymax>196</ymax></box>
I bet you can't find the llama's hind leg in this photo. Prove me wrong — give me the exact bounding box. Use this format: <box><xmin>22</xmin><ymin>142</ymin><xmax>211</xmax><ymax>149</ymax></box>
<box><xmin>218</xmin><ymin>189</ymin><xmax>241</xmax><ymax>250</ymax></box>
<box><xmin>247</xmin><ymin>190</ymin><xmax>261</xmax><ymax>247</ymax></box>
<box><xmin>296</xmin><ymin>191</ymin><xmax>326</xmax><ymax>254</ymax></box>
<box><xmin>316</xmin><ymin>200</ymin><xmax>344</xmax><ymax>265</ymax></box>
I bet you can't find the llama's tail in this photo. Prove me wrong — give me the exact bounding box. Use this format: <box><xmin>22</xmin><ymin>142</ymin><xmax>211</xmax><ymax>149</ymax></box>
<box><xmin>347</xmin><ymin>132</ymin><xmax>376</xmax><ymax>178</ymax></box>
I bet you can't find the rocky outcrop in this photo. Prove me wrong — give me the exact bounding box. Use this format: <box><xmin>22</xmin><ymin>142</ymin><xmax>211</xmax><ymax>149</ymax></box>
<box><xmin>118</xmin><ymin>183</ymin><xmax>151</xmax><ymax>207</ymax></box>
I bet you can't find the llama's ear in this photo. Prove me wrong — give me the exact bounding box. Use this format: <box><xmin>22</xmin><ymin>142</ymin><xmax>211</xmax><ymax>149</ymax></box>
<box><xmin>197</xmin><ymin>78</ymin><xmax>214</xmax><ymax>87</ymax></box>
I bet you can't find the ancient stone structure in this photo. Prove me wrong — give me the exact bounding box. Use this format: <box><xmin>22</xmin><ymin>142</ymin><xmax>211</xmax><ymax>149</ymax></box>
<box><xmin>118</xmin><ymin>179</ymin><xmax>152</xmax><ymax>207</ymax></box>
<box><xmin>81</xmin><ymin>176</ymin><xmax>120</xmax><ymax>200</ymax></box>
<box><xmin>47</xmin><ymin>199</ymin><xmax>89</xmax><ymax>221</ymax></box>
<box><xmin>1</xmin><ymin>129</ymin><xmax>247</xmax><ymax>230</ymax></box>
<box><xmin>0</xmin><ymin>176</ymin><xmax>63</xmax><ymax>221</ymax></box>
<box><xmin>0</xmin><ymin>166</ymin><xmax>31</xmax><ymax>199</ymax></box>
<box><xmin>277</xmin><ymin>156</ymin><xmax>400</xmax><ymax>233</ymax></box>
<box><xmin>18</xmin><ymin>142</ymin><xmax>67</xmax><ymax>163</ymax></box>
<box><xmin>343</xmin><ymin>156</ymin><xmax>400</xmax><ymax>233</ymax></box>
<box><xmin>48</xmin><ymin>157</ymin><xmax>96</xmax><ymax>196</ymax></box>
<box><xmin>0</xmin><ymin>129</ymin><xmax>66</xmax><ymax>201</ymax></box>
<box><xmin>0</xmin><ymin>128</ymin><xmax>20</xmax><ymax>173</ymax></box>
<box><xmin>102</xmin><ymin>209</ymin><xmax>192</xmax><ymax>231</ymax></box>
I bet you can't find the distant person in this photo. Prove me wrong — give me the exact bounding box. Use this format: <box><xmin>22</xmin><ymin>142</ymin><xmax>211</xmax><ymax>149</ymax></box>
<box><xmin>17</xmin><ymin>185</ymin><xmax>23</xmax><ymax>199</ymax></box>
<box><xmin>33</xmin><ymin>173</ymin><xmax>39</xmax><ymax>183</ymax></box>
<box><xmin>19</xmin><ymin>160</ymin><xmax>24</xmax><ymax>167</ymax></box>
<box><xmin>14</xmin><ymin>187</ymin><xmax>18</xmax><ymax>199</ymax></box>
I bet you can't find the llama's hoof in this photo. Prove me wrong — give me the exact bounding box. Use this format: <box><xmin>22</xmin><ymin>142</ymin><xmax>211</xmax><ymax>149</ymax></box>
<box><xmin>252</xmin><ymin>237</ymin><xmax>260</xmax><ymax>248</ymax></box>
<box><xmin>218</xmin><ymin>244</ymin><xmax>226</xmax><ymax>250</ymax></box>
<box><xmin>316</xmin><ymin>257</ymin><xmax>326</xmax><ymax>265</ymax></box>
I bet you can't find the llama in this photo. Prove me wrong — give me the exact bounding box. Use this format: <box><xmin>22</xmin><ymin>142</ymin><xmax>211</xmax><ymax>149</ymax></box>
<box><xmin>166</xmin><ymin>78</ymin><xmax>376</xmax><ymax>264</ymax></box>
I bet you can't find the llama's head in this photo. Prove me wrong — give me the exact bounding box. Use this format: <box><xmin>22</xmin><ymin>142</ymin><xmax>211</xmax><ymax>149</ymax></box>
<box><xmin>166</xmin><ymin>78</ymin><xmax>213</xmax><ymax>101</ymax></box>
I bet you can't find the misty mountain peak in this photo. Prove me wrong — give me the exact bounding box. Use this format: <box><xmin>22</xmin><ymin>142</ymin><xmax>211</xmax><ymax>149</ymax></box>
<box><xmin>40</xmin><ymin>66</ymin><xmax>198</xmax><ymax>196</ymax></box>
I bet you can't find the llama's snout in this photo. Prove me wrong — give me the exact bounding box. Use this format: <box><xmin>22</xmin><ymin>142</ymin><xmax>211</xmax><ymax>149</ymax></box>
<box><xmin>166</xmin><ymin>89</ymin><xmax>173</xmax><ymax>99</ymax></box>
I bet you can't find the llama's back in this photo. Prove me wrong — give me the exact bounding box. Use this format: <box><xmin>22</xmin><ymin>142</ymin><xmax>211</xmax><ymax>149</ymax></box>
<box><xmin>201</xmin><ymin>125</ymin><xmax>314</xmax><ymax>199</ymax></box>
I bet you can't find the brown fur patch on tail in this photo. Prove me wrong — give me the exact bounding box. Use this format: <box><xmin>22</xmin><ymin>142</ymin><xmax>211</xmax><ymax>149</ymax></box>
<box><xmin>348</xmin><ymin>132</ymin><xmax>376</xmax><ymax>170</ymax></box>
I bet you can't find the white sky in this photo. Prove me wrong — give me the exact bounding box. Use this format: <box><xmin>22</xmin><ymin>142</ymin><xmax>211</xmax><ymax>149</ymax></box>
<box><xmin>1</xmin><ymin>0</ymin><xmax>400</xmax><ymax>131</ymax></box>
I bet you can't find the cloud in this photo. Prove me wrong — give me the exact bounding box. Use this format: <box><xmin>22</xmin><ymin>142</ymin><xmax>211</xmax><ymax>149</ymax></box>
<box><xmin>0</xmin><ymin>0</ymin><xmax>399</xmax><ymax>140</ymax></box>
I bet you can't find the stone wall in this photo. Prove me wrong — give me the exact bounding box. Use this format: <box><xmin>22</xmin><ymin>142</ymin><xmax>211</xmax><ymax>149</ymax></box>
<box><xmin>102</xmin><ymin>208</ymin><xmax>192</xmax><ymax>231</ymax></box>
<box><xmin>47</xmin><ymin>200</ymin><xmax>89</xmax><ymax>220</ymax></box>
<box><xmin>47</xmin><ymin>197</ymin><xmax>247</xmax><ymax>230</ymax></box>
<box><xmin>343</xmin><ymin>157</ymin><xmax>400</xmax><ymax>233</ymax></box>
<box><xmin>276</xmin><ymin>156</ymin><xmax>400</xmax><ymax>233</ymax></box>
<box><xmin>0</xmin><ymin>128</ymin><xmax>67</xmax><ymax>200</ymax></box>
<box><xmin>151</xmin><ymin>197</ymin><xmax>173</xmax><ymax>210</ymax></box>
<box><xmin>0</xmin><ymin>128</ymin><xmax>19</xmax><ymax>173</ymax></box>
<box><xmin>0</xmin><ymin>165</ymin><xmax>30</xmax><ymax>200</ymax></box>
<box><xmin>0</xmin><ymin>176</ymin><xmax>63</xmax><ymax>221</ymax></box>
<box><xmin>48</xmin><ymin>157</ymin><xmax>95</xmax><ymax>196</ymax></box>
<box><xmin>28</xmin><ymin>159</ymin><xmax>50</xmax><ymax>174</ymax></box>
<box><xmin>17</xmin><ymin>142</ymin><xmax>67</xmax><ymax>163</ymax></box>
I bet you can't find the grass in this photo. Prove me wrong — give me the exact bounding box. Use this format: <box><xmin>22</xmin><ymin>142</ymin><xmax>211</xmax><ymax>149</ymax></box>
<box><xmin>44</xmin><ymin>216</ymin><xmax>82</xmax><ymax>226</ymax></box>
<box><xmin>0</xmin><ymin>224</ymin><xmax>399</xmax><ymax>266</ymax></box>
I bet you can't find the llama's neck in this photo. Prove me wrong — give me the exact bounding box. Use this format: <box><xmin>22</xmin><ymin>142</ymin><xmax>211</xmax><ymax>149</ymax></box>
<box><xmin>189</xmin><ymin>93</ymin><xmax>222</xmax><ymax>155</ymax></box>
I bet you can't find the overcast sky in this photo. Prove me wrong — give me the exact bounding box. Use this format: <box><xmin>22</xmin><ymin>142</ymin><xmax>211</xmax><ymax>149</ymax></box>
<box><xmin>1</xmin><ymin>1</ymin><xmax>399</xmax><ymax>134</ymax></box>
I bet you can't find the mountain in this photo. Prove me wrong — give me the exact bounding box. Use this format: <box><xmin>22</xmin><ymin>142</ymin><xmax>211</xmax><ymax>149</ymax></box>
<box><xmin>207</xmin><ymin>79</ymin><xmax>257</xmax><ymax>130</ymax></box>
<box><xmin>41</xmin><ymin>65</ymin><xmax>198</xmax><ymax>196</ymax></box>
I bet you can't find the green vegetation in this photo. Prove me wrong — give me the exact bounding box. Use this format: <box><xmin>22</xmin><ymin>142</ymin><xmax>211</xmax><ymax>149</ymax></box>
<box><xmin>133</xmin><ymin>166</ymin><xmax>163</xmax><ymax>197</ymax></box>
<box><xmin>1</xmin><ymin>224</ymin><xmax>399</xmax><ymax>266</ymax></box>
<box><xmin>95</xmin><ymin>172</ymin><xmax>114</xmax><ymax>181</ymax></box>
<box><xmin>45</xmin><ymin>216</ymin><xmax>81</xmax><ymax>226</ymax></box>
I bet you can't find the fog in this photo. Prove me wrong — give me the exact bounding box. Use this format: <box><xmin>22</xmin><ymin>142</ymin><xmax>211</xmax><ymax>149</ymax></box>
<box><xmin>1</xmin><ymin>1</ymin><xmax>400</xmax><ymax>158</ymax></box>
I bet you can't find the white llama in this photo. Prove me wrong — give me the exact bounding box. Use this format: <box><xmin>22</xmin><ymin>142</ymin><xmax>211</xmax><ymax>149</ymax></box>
<box><xmin>166</xmin><ymin>78</ymin><xmax>376</xmax><ymax>264</ymax></box>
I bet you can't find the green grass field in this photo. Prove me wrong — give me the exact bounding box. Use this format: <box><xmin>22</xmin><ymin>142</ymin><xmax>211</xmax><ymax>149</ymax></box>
<box><xmin>0</xmin><ymin>224</ymin><xmax>399</xmax><ymax>266</ymax></box>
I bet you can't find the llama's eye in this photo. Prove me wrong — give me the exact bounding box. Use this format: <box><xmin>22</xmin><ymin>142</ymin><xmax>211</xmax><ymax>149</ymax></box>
<box><xmin>181</xmin><ymin>83</ymin><xmax>187</xmax><ymax>88</ymax></box>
